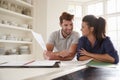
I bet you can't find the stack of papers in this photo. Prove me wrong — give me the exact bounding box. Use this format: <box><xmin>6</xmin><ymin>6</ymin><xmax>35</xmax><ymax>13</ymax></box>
<box><xmin>0</xmin><ymin>60</ymin><xmax>59</xmax><ymax>68</ymax></box>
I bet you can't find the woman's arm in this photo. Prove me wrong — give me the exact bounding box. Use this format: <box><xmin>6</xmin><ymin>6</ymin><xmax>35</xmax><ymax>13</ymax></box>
<box><xmin>79</xmin><ymin>48</ymin><xmax>115</xmax><ymax>63</ymax></box>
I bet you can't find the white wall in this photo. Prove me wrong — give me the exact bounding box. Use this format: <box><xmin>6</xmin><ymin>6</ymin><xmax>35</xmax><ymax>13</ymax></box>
<box><xmin>33</xmin><ymin>0</ymin><xmax>47</xmax><ymax>60</ymax></box>
<box><xmin>46</xmin><ymin>0</ymin><xmax>68</xmax><ymax>40</ymax></box>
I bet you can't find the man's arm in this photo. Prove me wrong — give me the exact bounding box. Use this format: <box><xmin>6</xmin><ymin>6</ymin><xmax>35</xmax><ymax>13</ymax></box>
<box><xmin>44</xmin><ymin>43</ymin><xmax>64</xmax><ymax>60</ymax></box>
<box><xmin>44</xmin><ymin>43</ymin><xmax>77</xmax><ymax>60</ymax></box>
<box><xmin>60</xmin><ymin>44</ymin><xmax>77</xmax><ymax>60</ymax></box>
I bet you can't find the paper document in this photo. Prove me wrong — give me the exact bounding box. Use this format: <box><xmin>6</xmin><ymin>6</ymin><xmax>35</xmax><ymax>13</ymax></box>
<box><xmin>87</xmin><ymin>60</ymin><xmax>117</xmax><ymax>68</ymax></box>
<box><xmin>0</xmin><ymin>61</ymin><xmax>28</xmax><ymax>66</ymax></box>
<box><xmin>31</xmin><ymin>31</ymin><xmax>46</xmax><ymax>50</ymax></box>
<box><xmin>25</xmin><ymin>60</ymin><xmax>58</xmax><ymax>66</ymax></box>
<box><xmin>60</xmin><ymin>59</ymin><xmax>92</xmax><ymax>67</ymax></box>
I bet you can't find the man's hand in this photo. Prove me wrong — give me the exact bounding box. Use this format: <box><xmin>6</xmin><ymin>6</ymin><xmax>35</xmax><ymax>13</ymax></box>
<box><xmin>43</xmin><ymin>50</ymin><xmax>50</xmax><ymax>60</ymax></box>
<box><xmin>58</xmin><ymin>50</ymin><xmax>69</xmax><ymax>58</ymax></box>
<box><xmin>43</xmin><ymin>50</ymin><xmax>56</xmax><ymax>60</ymax></box>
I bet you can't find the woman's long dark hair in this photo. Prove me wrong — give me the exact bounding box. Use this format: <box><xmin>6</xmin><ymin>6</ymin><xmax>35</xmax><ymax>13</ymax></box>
<box><xmin>82</xmin><ymin>15</ymin><xmax>106</xmax><ymax>48</ymax></box>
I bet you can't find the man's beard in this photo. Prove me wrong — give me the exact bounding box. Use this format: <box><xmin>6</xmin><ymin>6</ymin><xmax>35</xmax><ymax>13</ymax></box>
<box><xmin>62</xmin><ymin>29</ymin><xmax>72</xmax><ymax>36</ymax></box>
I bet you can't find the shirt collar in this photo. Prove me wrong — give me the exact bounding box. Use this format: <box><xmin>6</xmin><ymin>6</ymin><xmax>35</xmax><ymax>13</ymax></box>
<box><xmin>86</xmin><ymin>37</ymin><xmax>98</xmax><ymax>48</ymax></box>
<box><xmin>59</xmin><ymin>29</ymin><xmax>71</xmax><ymax>39</ymax></box>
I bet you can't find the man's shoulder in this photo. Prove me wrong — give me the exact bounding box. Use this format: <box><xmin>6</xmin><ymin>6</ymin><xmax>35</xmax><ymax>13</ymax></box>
<box><xmin>71</xmin><ymin>31</ymin><xmax>80</xmax><ymax>37</ymax></box>
<box><xmin>51</xmin><ymin>30</ymin><xmax>60</xmax><ymax>34</ymax></box>
<box><xmin>49</xmin><ymin>30</ymin><xmax>60</xmax><ymax>38</ymax></box>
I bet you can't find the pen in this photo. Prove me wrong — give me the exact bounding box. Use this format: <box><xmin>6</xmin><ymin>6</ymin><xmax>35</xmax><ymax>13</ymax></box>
<box><xmin>23</xmin><ymin>60</ymin><xmax>35</xmax><ymax>65</ymax></box>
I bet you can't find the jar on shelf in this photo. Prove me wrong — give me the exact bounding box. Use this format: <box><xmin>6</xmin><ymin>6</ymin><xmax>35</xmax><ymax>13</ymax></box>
<box><xmin>1</xmin><ymin>0</ymin><xmax>8</xmax><ymax>9</ymax></box>
<box><xmin>23</xmin><ymin>0</ymin><xmax>32</xmax><ymax>4</ymax></box>
<box><xmin>2</xmin><ymin>20</ymin><xmax>9</xmax><ymax>25</ymax></box>
<box><xmin>0</xmin><ymin>47</ymin><xmax>5</xmax><ymax>55</ymax></box>
<box><xmin>0</xmin><ymin>0</ymin><xmax>2</xmax><ymax>7</ymax></box>
<box><xmin>28</xmin><ymin>24</ymin><xmax>32</xmax><ymax>29</ymax></box>
<box><xmin>9</xmin><ymin>3</ymin><xmax>16</xmax><ymax>12</ymax></box>
<box><xmin>0</xmin><ymin>34</ymin><xmax>6</xmax><ymax>40</ymax></box>
<box><xmin>6</xmin><ymin>34</ymin><xmax>17</xmax><ymax>41</ymax></box>
<box><xmin>22</xmin><ymin>8</ymin><xmax>31</xmax><ymax>16</ymax></box>
<box><xmin>16</xmin><ymin>5</ymin><xmax>23</xmax><ymax>14</ymax></box>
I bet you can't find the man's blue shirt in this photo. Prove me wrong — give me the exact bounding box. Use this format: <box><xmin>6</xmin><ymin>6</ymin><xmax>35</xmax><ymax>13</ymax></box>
<box><xmin>77</xmin><ymin>36</ymin><xmax>119</xmax><ymax>64</ymax></box>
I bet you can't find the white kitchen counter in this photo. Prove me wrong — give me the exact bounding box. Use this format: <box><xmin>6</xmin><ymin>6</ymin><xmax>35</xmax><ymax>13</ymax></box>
<box><xmin>0</xmin><ymin>65</ymin><xmax>87</xmax><ymax>80</ymax></box>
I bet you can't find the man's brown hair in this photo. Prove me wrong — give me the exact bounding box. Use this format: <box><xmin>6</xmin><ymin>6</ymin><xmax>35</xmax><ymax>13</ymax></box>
<box><xmin>59</xmin><ymin>12</ymin><xmax>74</xmax><ymax>24</ymax></box>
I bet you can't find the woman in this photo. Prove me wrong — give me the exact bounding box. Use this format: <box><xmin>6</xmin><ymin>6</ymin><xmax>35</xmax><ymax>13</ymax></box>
<box><xmin>77</xmin><ymin>15</ymin><xmax>119</xmax><ymax>64</ymax></box>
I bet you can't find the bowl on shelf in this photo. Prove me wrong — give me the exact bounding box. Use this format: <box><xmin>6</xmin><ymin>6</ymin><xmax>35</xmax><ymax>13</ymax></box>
<box><xmin>18</xmin><ymin>24</ymin><xmax>28</xmax><ymax>29</ymax></box>
<box><xmin>6</xmin><ymin>34</ymin><xmax>17</xmax><ymax>41</ymax></box>
<box><xmin>19</xmin><ymin>46</ymin><xmax>29</xmax><ymax>50</ymax></box>
<box><xmin>20</xmin><ymin>50</ymin><xmax>29</xmax><ymax>54</ymax></box>
<box><xmin>0</xmin><ymin>47</ymin><xmax>5</xmax><ymax>55</ymax></box>
<box><xmin>9</xmin><ymin>21</ymin><xmax>18</xmax><ymax>26</ymax></box>
<box><xmin>0</xmin><ymin>35</ymin><xmax>6</xmax><ymax>40</ymax></box>
<box><xmin>19</xmin><ymin>46</ymin><xmax>30</xmax><ymax>54</ymax></box>
<box><xmin>6</xmin><ymin>37</ymin><xmax>17</xmax><ymax>41</ymax></box>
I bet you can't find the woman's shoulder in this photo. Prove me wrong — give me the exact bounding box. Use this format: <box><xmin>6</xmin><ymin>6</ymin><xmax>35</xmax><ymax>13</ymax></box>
<box><xmin>103</xmin><ymin>36</ymin><xmax>113</xmax><ymax>44</ymax></box>
<box><xmin>103</xmin><ymin>36</ymin><xmax>111</xmax><ymax>41</ymax></box>
<box><xmin>79</xmin><ymin>36</ymin><xmax>87</xmax><ymax>41</ymax></box>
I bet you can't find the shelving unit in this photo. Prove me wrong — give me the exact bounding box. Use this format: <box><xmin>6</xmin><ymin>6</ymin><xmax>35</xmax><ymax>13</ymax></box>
<box><xmin>0</xmin><ymin>7</ymin><xmax>33</xmax><ymax>20</ymax></box>
<box><xmin>0</xmin><ymin>23</ymin><xmax>32</xmax><ymax>32</ymax></box>
<box><xmin>0</xmin><ymin>0</ymin><xmax>34</xmax><ymax>61</ymax></box>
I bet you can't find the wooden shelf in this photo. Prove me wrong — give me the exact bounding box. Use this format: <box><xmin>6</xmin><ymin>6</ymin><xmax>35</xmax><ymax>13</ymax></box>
<box><xmin>0</xmin><ymin>23</ymin><xmax>31</xmax><ymax>32</ymax></box>
<box><xmin>0</xmin><ymin>8</ymin><xmax>33</xmax><ymax>21</ymax></box>
<box><xmin>6</xmin><ymin>0</ymin><xmax>33</xmax><ymax>8</ymax></box>
<box><xmin>0</xmin><ymin>40</ymin><xmax>32</xmax><ymax>44</ymax></box>
<box><xmin>0</xmin><ymin>0</ymin><xmax>34</xmax><ymax>58</ymax></box>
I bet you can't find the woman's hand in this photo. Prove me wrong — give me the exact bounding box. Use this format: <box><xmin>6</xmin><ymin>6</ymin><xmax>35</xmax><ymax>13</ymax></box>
<box><xmin>79</xmin><ymin>48</ymin><xmax>90</xmax><ymax>56</ymax></box>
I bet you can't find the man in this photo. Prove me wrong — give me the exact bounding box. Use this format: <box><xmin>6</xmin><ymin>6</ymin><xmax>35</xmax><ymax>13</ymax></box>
<box><xmin>44</xmin><ymin>12</ymin><xmax>80</xmax><ymax>60</ymax></box>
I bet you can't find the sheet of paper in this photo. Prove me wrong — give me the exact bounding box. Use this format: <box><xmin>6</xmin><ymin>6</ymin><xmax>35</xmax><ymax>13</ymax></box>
<box><xmin>31</xmin><ymin>30</ymin><xmax>46</xmax><ymax>50</ymax></box>
<box><xmin>60</xmin><ymin>59</ymin><xmax>93</xmax><ymax>67</ymax></box>
<box><xmin>0</xmin><ymin>61</ymin><xmax>27</xmax><ymax>66</ymax></box>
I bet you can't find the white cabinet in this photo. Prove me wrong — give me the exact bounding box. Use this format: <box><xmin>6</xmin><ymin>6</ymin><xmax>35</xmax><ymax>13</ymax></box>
<box><xmin>0</xmin><ymin>0</ymin><xmax>34</xmax><ymax>60</ymax></box>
